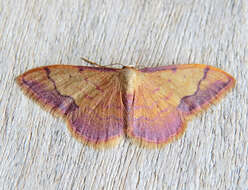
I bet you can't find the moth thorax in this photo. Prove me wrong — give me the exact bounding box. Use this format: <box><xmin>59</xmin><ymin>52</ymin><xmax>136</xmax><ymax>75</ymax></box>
<box><xmin>120</xmin><ymin>67</ymin><xmax>137</xmax><ymax>94</ymax></box>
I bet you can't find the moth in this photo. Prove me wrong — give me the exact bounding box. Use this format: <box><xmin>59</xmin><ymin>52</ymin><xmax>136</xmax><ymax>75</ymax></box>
<box><xmin>16</xmin><ymin>58</ymin><xmax>235</xmax><ymax>148</ymax></box>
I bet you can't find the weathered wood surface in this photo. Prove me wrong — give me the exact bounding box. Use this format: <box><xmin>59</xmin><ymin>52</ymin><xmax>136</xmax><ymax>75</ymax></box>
<box><xmin>0</xmin><ymin>0</ymin><xmax>247</xmax><ymax>189</ymax></box>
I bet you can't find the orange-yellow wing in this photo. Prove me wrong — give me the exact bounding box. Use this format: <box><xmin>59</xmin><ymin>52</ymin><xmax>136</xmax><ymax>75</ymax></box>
<box><xmin>16</xmin><ymin>65</ymin><xmax>124</xmax><ymax>148</ymax></box>
<box><xmin>127</xmin><ymin>64</ymin><xmax>235</xmax><ymax>147</ymax></box>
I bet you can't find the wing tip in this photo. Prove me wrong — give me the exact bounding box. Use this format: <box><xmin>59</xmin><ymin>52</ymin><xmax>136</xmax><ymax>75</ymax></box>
<box><xmin>184</xmin><ymin>76</ymin><xmax>236</xmax><ymax>119</ymax></box>
<box><xmin>15</xmin><ymin>75</ymin><xmax>63</xmax><ymax>118</ymax></box>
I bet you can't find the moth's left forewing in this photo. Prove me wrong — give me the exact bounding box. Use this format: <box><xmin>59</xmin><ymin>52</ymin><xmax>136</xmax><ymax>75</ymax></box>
<box><xmin>141</xmin><ymin>64</ymin><xmax>236</xmax><ymax>116</ymax></box>
<box><xmin>174</xmin><ymin>65</ymin><xmax>236</xmax><ymax>116</ymax></box>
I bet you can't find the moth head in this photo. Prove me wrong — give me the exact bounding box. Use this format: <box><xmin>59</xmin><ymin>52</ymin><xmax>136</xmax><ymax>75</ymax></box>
<box><xmin>122</xmin><ymin>65</ymin><xmax>136</xmax><ymax>70</ymax></box>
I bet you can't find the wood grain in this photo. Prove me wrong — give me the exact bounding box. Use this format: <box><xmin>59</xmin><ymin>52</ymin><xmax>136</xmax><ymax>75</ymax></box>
<box><xmin>0</xmin><ymin>0</ymin><xmax>247</xmax><ymax>189</ymax></box>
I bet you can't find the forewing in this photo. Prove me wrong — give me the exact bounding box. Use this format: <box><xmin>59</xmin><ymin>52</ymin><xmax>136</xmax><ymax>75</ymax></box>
<box><xmin>127</xmin><ymin>64</ymin><xmax>235</xmax><ymax>147</ymax></box>
<box><xmin>16</xmin><ymin>65</ymin><xmax>124</xmax><ymax>148</ymax></box>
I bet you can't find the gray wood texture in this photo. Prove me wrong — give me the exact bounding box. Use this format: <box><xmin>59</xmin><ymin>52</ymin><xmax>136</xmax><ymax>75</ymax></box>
<box><xmin>0</xmin><ymin>0</ymin><xmax>247</xmax><ymax>189</ymax></box>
